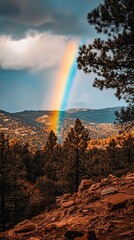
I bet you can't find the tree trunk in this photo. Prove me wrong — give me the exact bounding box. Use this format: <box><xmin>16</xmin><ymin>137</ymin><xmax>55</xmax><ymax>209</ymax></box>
<box><xmin>75</xmin><ymin>135</ymin><xmax>79</xmax><ymax>192</ymax></box>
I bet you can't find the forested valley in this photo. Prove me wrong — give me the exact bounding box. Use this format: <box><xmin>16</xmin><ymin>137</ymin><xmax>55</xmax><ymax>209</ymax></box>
<box><xmin>0</xmin><ymin>119</ymin><xmax>134</xmax><ymax>231</ymax></box>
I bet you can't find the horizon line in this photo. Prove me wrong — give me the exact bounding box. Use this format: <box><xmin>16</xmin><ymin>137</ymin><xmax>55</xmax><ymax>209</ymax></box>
<box><xmin>0</xmin><ymin>106</ymin><xmax>123</xmax><ymax>114</ymax></box>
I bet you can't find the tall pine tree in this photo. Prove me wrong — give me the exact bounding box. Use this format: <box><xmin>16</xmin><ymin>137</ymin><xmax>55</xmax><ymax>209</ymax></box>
<box><xmin>121</xmin><ymin>134</ymin><xmax>134</xmax><ymax>164</ymax></box>
<box><xmin>9</xmin><ymin>139</ymin><xmax>28</xmax><ymax>223</ymax></box>
<box><xmin>0</xmin><ymin>132</ymin><xmax>10</xmax><ymax>231</ymax></box>
<box><xmin>115</xmin><ymin>105</ymin><xmax>134</xmax><ymax>123</ymax></box>
<box><xmin>64</xmin><ymin>119</ymin><xmax>90</xmax><ymax>192</ymax></box>
<box><xmin>43</xmin><ymin>130</ymin><xmax>58</xmax><ymax>181</ymax></box>
<box><xmin>77</xmin><ymin>0</ymin><xmax>134</xmax><ymax>103</ymax></box>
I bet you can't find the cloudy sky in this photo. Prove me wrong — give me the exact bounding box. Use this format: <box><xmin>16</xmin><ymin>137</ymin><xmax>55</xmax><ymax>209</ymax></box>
<box><xmin>0</xmin><ymin>0</ymin><xmax>125</xmax><ymax>112</ymax></box>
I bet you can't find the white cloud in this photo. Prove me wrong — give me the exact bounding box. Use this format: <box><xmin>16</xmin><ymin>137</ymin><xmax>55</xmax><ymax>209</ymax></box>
<box><xmin>0</xmin><ymin>32</ymin><xmax>73</xmax><ymax>71</ymax></box>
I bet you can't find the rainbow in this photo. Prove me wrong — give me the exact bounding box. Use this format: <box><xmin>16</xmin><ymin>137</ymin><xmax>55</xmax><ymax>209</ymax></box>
<box><xmin>50</xmin><ymin>40</ymin><xmax>78</xmax><ymax>134</ymax></box>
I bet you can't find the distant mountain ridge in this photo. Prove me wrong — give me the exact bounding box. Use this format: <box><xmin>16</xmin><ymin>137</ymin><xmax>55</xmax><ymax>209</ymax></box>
<box><xmin>10</xmin><ymin>106</ymin><xmax>121</xmax><ymax>126</ymax></box>
<box><xmin>0</xmin><ymin>107</ymin><xmax>123</xmax><ymax>148</ymax></box>
<box><xmin>65</xmin><ymin>107</ymin><xmax>121</xmax><ymax>123</ymax></box>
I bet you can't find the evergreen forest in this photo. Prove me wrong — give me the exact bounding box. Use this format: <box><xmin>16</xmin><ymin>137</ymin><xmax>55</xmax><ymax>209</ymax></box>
<box><xmin>0</xmin><ymin>119</ymin><xmax>134</xmax><ymax>231</ymax></box>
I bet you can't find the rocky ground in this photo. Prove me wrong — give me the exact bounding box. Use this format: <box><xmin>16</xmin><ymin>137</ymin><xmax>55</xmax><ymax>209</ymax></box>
<box><xmin>0</xmin><ymin>172</ymin><xmax>134</xmax><ymax>240</ymax></box>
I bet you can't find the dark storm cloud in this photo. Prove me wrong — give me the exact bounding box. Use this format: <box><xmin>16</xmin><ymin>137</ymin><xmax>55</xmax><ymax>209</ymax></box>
<box><xmin>39</xmin><ymin>13</ymin><xmax>90</xmax><ymax>37</ymax></box>
<box><xmin>0</xmin><ymin>0</ymin><xmax>54</xmax><ymax>35</ymax></box>
<box><xmin>0</xmin><ymin>0</ymin><xmax>99</xmax><ymax>38</ymax></box>
<box><xmin>0</xmin><ymin>0</ymin><xmax>20</xmax><ymax>16</ymax></box>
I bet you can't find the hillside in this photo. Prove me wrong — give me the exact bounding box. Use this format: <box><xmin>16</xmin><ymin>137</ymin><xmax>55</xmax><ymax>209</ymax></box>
<box><xmin>0</xmin><ymin>110</ymin><xmax>48</xmax><ymax>150</ymax></box>
<box><xmin>11</xmin><ymin>107</ymin><xmax>121</xmax><ymax>125</ymax></box>
<box><xmin>65</xmin><ymin>107</ymin><xmax>121</xmax><ymax>123</ymax></box>
<box><xmin>1</xmin><ymin>172</ymin><xmax>134</xmax><ymax>240</ymax></box>
<box><xmin>0</xmin><ymin>107</ymin><xmax>124</xmax><ymax>149</ymax></box>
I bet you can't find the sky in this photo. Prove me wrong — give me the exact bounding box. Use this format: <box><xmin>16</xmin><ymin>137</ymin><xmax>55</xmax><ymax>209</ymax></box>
<box><xmin>0</xmin><ymin>0</ymin><xmax>126</xmax><ymax>113</ymax></box>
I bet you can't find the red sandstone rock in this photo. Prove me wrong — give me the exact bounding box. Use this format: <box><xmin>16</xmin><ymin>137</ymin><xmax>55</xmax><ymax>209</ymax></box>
<box><xmin>105</xmin><ymin>193</ymin><xmax>134</xmax><ymax>210</ymax></box>
<box><xmin>101</xmin><ymin>186</ymin><xmax>118</xmax><ymax>196</ymax></box>
<box><xmin>62</xmin><ymin>200</ymin><xmax>75</xmax><ymax>208</ymax></box>
<box><xmin>78</xmin><ymin>179</ymin><xmax>93</xmax><ymax>193</ymax></box>
<box><xmin>14</xmin><ymin>224</ymin><xmax>36</xmax><ymax>234</ymax></box>
<box><xmin>45</xmin><ymin>223</ymin><xmax>57</xmax><ymax>233</ymax></box>
<box><xmin>1</xmin><ymin>173</ymin><xmax>134</xmax><ymax>240</ymax></box>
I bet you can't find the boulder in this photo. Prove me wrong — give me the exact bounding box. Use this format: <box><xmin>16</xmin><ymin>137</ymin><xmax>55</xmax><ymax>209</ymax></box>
<box><xmin>88</xmin><ymin>183</ymin><xmax>100</xmax><ymax>194</ymax></box>
<box><xmin>45</xmin><ymin>223</ymin><xmax>57</xmax><ymax>233</ymax></box>
<box><xmin>107</xmin><ymin>174</ymin><xmax>118</xmax><ymax>182</ymax></box>
<box><xmin>105</xmin><ymin>193</ymin><xmax>134</xmax><ymax>211</ymax></box>
<box><xmin>89</xmin><ymin>194</ymin><xmax>100</xmax><ymax>202</ymax></box>
<box><xmin>14</xmin><ymin>224</ymin><xmax>36</xmax><ymax>234</ymax></box>
<box><xmin>78</xmin><ymin>179</ymin><xmax>92</xmax><ymax>193</ymax></box>
<box><xmin>62</xmin><ymin>200</ymin><xmax>75</xmax><ymax>208</ymax></box>
<box><xmin>62</xmin><ymin>193</ymin><xmax>72</xmax><ymax>200</ymax></box>
<box><xmin>101</xmin><ymin>186</ymin><xmax>118</xmax><ymax>196</ymax></box>
<box><xmin>56</xmin><ymin>193</ymin><xmax>71</xmax><ymax>204</ymax></box>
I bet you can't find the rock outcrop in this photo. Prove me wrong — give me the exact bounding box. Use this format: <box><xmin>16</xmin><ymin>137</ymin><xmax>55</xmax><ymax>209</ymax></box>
<box><xmin>0</xmin><ymin>172</ymin><xmax>134</xmax><ymax>240</ymax></box>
